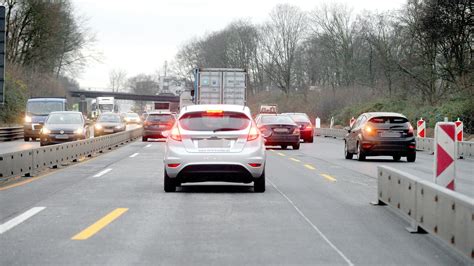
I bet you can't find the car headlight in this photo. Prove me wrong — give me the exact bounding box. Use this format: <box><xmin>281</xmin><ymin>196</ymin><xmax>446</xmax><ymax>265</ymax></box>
<box><xmin>75</xmin><ymin>128</ymin><xmax>84</xmax><ymax>134</ymax></box>
<box><xmin>95</xmin><ymin>124</ymin><xmax>102</xmax><ymax>130</ymax></box>
<box><xmin>25</xmin><ymin>115</ymin><xmax>32</xmax><ymax>123</ymax></box>
<box><xmin>41</xmin><ymin>128</ymin><xmax>51</xmax><ymax>134</ymax></box>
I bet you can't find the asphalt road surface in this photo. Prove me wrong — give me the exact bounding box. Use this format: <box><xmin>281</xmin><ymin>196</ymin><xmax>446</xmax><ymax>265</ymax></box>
<box><xmin>0</xmin><ymin>138</ymin><xmax>471</xmax><ymax>265</ymax></box>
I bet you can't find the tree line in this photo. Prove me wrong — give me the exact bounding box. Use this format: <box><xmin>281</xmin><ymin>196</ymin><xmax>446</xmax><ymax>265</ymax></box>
<box><xmin>173</xmin><ymin>0</ymin><xmax>472</xmax><ymax>106</ymax></box>
<box><xmin>0</xmin><ymin>0</ymin><xmax>95</xmax><ymax>124</ymax></box>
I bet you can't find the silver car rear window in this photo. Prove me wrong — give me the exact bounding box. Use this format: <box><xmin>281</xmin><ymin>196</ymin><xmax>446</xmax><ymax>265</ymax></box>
<box><xmin>179</xmin><ymin>111</ymin><xmax>250</xmax><ymax>131</ymax></box>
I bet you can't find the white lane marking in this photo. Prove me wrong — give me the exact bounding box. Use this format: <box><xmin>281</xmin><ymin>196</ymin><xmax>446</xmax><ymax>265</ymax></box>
<box><xmin>129</xmin><ymin>153</ymin><xmax>139</xmax><ymax>158</ymax></box>
<box><xmin>0</xmin><ymin>207</ymin><xmax>46</xmax><ymax>234</ymax></box>
<box><xmin>268</xmin><ymin>179</ymin><xmax>354</xmax><ymax>266</ymax></box>
<box><xmin>93</xmin><ymin>168</ymin><xmax>112</xmax><ymax>178</ymax></box>
<box><xmin>145</xmin><ymin>144</ymin><xmax>152</xmax><ymax>148</ymax></box>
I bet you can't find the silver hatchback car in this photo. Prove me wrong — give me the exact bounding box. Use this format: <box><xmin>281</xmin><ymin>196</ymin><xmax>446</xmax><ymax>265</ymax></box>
<box><xmin>163</xmin><ymin>104</ymin><xmax>266</xmax><ymax>192</ymax></box>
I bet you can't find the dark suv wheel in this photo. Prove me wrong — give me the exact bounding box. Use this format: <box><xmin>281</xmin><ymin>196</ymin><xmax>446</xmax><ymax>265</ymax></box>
<box><xmin>407</xmin><ymin>153</ymin><xmax>416</xmax><ymax>162</ymax></box>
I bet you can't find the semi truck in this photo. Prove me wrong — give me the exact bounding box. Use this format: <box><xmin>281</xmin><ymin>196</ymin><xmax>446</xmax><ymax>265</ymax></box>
<box><xmin>23</xmin><ymin>98</ymin><xmax>68</xmax><ymax>141</ymax></box>
<box><xmin>91</xmin><ymin>97</ymin><xmax>117</xmax><ymax>118</ymax></box>
<box><xmin>192</xmin><ymin>68</ymin><xmax>247</xmax><ymax>105</ymax></box>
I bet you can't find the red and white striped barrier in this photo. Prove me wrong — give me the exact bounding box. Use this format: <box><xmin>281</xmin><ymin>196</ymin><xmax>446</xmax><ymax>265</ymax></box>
<box><xmin>434</xmin><ymin>122</ymin><xmax>456</xmax><ymax>191</ymax></box>
<box><xmin>417</xmin><ymin>118</ymin><xmax>425</xmax><ymax>138</ymax></box>
<box><xmin>454</xmin><ymin>118</ymin><xmax>463</xmax><ymax>142</ymax></box>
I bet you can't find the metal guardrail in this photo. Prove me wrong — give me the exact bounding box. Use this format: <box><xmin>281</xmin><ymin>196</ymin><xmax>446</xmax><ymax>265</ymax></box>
<box><xmin>0</xmin><ymin>127</ymin><xmax>23</xmax><ymax>141</ymax></box>
<box><xmin>376</xmin><ymin>166</ymin><xmax>474</xmax><ymax>261</ymax></box>
<box><xmin>314</xmin><ymin>128</ymin><xmax>474</xmax><ymax>159</ymax></box>
<box><xmin>0</xmin><ymin>128</ymin><xmax>143</xmax><ymax>180</ymax></box>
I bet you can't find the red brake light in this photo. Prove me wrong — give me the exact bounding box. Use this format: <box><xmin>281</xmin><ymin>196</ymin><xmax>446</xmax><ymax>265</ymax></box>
<box><xmin>206</xmin><ymin>110</ymin><xmax>223</xmax><ymax>115</ymax></box>
<box><xmin>247</xmin><ymin>124</ymin><xmax>260</xmax><ymax>141</ymax></box>
<box><xmin>170</xmin><ymin>124</ymin><xmax>182</xmax><ymax>141</ymax></box>
<box><xmin>306</xmin><ymin>124</ymin><xmax>312</xmax><ymax>129</ymax></box>
<box><xmin>167</xmin><ymin>163</ymin><xmax>181</xmax><ymax>168</ymax></box>
<box><xmin>248</xmin><ymin>163</ymin><xmax>262</xmax><ymax>167</ymax></box>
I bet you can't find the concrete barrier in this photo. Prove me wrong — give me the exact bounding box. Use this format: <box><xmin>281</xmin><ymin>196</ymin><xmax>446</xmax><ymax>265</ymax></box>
<box><xmin>0</xmin><ymin>128</ymin><xmax>142</xmax><ymax>180</ymax></box>
<box><xmin>415</xmin><ymin>137</ymin><xmax>434</xmax><ymax>154</ymax></box>
<box><xmin>314</xmin><ymin>128</ymin><xmax>347</xmax><ymax>139</ymax></box>
<box><xmin>377</xmin><ymin>166</ymin><xmax>474</xmax><ymax>261</ymax></box>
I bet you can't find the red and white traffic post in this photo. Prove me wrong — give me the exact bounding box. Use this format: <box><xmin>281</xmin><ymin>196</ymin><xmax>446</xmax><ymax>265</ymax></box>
<box><xmin>454</xmin><ymin>118</ymin><xmax>463</xmax><ymax>142</ymax></box>
<box><xmin>434</xmin><ymin>122</ymin><xmax>456</xmax><ymax>191</ymax></box>
<box><xmin>454</xmin><ymin>118</ymin><xmax>463</xmax><ymax>159</ymax></box>
<box><xmin>349</xmin><ymin>117</ymin><xmax>356</xmax><ymax>127</ymax></box>
<box><xmin>417</xmin><ymin>118</ymin><xmax>425</xmax><ymax>138</ymax></box>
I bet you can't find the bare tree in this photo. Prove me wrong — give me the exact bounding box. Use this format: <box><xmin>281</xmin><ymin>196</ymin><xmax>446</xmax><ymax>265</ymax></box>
<box><xmin>109</xmin><ymin>69</ymin><xmax>127</xmax><ymax>92</ymax></box>
<box><xmin>259</xmin><ymin>4</ymin><xmax>308</xmax><ymax>94</ymax></box>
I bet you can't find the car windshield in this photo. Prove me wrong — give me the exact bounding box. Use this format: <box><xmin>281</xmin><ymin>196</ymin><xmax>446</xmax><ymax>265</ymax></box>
<box><xmin>287</xmin><ymin>114</ymin><xmax>310</xmax><ymax>122</ymax></box>
<box><xmin>261</xmin><ymin>115</ymin><xmax>294</xmax><ymax>125</ymax></box>
<box><xmin>147</xmin><ymin>114</ymin><xmax>174</xmax><ymax>122</ymax></box>
<box><xmin>179</xmin><ymin>111</ymin><xmax>250</xmax><ymax>131</ymax></box>
<box><xmin>27</xmin><ymin>101</ymin><xmax>64</xmax><ymax>115</ymax></box>
<box><xmin>98</xmin><ymin>114</ymin><xmax>121</xmax><ymax>122</ymax></box>
<box><xmin>46</xmin><ymin>113</ymin><xmax>83</xmax><ymax>124</ymax></box>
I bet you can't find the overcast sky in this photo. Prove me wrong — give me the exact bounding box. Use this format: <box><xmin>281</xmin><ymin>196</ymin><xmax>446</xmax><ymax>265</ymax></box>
<box><xmin>73</xmin><ymin>0</ymin><xmax>406</xmax><ymax>90</ymax></box>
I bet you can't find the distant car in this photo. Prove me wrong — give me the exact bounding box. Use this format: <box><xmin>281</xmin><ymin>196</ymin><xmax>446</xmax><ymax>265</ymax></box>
<box><xmin>163</xmin><ymin>104</ymin><xmax>266</xmax><ymax>192</ymax></box>
<box><xmin>94</xmin><ymin>112</ymin><xmax>126</xmax><ymax>136</ymax></box>
<box><xmin>124</xmin><ymin>112</ymin><xmax>141</xmax><ymax>124</ymax></box>
<box><xmin>281</xmin><ymin>113</ymin><xmax>314</xmax><ymax>143</ymax></box>
<box><xmin>24</xmin><ymin>98</ymin><xmax>67</xmax><ymax>141</ymax></box>
<box><xmin>40</xmin><ymin>111</ymin><xmax>90</xmax><ymax>146</ymax></box>
<box><xmin>344</xmin><ymin>112</ymin><xmax>416</xmax><ymax>162</ymax></box>
<box><xmin>256</xmin><ymin>114</ymin><xmax>300</xmax><ymax>150</ymax></box>
<box><xmin>142</xmin><ymin>111</ymin><xmax>176</xmax><ymax>141</ymax></box>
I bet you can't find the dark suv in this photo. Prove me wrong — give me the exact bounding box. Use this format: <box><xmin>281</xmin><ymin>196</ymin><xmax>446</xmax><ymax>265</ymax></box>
<box><xmin>142</xmin><ymin>111</ymin><xmax>176</xmax><ymax>141</ymax></box>
<box><xmin>344</xmin><ymin>112</ymin><xmax>416</xmax><ymax>162</ymax></box>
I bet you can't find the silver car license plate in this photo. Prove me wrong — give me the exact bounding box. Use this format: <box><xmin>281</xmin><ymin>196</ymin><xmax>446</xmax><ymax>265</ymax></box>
<box><xmin>198</xmin><ymin>139</ymin><xmax>231</xmax><ymax>148</ymax></box>
<box><xmin>55</xmin><ymin>134</ymin><xmax>69</xmax><ymax>139</ymax></box>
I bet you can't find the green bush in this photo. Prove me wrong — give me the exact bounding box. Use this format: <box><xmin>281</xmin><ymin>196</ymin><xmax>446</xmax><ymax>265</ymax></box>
<box><xmin>0</xmin><ymin>76</ymin><xmax>28</xmax><ymax>125</ymax></box>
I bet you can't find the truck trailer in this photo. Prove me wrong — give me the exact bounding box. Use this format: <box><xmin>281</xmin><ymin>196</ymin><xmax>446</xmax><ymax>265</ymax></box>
<box><xmin>193</xmin><ymin>68</ymin><xmax>247</xmax><ymax>105</ymax></box>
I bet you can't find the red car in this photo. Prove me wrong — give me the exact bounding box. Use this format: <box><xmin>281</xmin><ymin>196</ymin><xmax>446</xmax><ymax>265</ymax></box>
<box><xmin>281</xmin><ymin>113</ymin><xmax>314</xmax><ymax>143</ymax></box>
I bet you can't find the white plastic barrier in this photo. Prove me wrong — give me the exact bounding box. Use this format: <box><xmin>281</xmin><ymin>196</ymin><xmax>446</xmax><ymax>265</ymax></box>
<box><xmin>376</xmin><ymin>166</ymin><xmax>474</xmax><ymax>261</ymax></box>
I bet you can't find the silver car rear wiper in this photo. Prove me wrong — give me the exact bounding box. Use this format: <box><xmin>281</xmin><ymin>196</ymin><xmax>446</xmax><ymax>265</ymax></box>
<box><xmin>213</xmin><ymin>128</ymin><xmax>240</xmax><ymax>133</ymax></box>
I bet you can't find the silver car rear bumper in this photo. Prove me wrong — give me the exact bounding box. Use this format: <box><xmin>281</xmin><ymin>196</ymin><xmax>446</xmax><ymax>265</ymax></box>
<box><xmin>164</xmin><ymin>139</ymin><xmax>265</xmax><ymax>180</ymax></box>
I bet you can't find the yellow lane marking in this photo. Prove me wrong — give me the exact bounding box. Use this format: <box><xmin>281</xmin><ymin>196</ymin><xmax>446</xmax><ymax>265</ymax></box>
<box><xmin>289</xmin><ymin>157</ymin><xmax>301</xmax><ymax>162</ymax></box>
<box><xmin>72</xmin><ymin>208</ymin><xmax>128</xmax><ymax>240</ymax></box>
<box><xmin>304</xmin><ymin>164</ymin><xmax>316</xmax><ymax>170</ymax></box>
<box><xmin>277</xmin><ymin>152</ymin><xmax>286</xmax><ymax>157</ymax></box>
<box><xmin>0</xmin><ymin>177</ymin><xmax>42</xmax><ymax>191</ymax></box>
<box><xmin>321</xmin><ymin>174</ymin><xmax>337</xmax><ymax>182</ymax></box>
